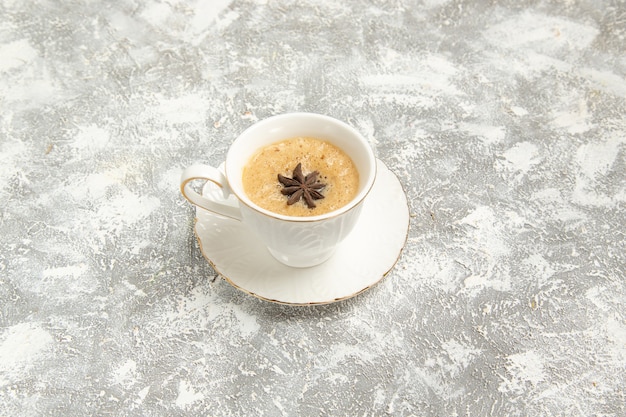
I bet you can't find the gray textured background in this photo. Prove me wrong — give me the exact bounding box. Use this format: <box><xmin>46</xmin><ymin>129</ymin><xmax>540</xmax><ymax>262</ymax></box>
<box><xmin>1</xmin><ymin>0</ymin><xmax>625</xmax><ymax>416</ymax></box>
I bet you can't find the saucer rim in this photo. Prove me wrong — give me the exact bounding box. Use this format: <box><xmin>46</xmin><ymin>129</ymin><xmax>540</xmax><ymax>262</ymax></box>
<box><xmin>193</xmin><ymin>158</ymin><xmax>410</xmax><ymax>306</ymax></box>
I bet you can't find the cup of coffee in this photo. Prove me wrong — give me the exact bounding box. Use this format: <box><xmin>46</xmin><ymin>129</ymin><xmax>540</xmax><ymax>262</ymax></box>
<box><xmin>180</xmin><ymin>113</ymin><xmax>376</xmax><ymax>267</ymax></box>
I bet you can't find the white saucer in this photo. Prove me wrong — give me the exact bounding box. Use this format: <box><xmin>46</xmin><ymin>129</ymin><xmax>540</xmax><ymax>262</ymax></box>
<box><xmin>194</xmin><ymin>159</ymin><xmax>410</xmax><ymax>305</ymax></box>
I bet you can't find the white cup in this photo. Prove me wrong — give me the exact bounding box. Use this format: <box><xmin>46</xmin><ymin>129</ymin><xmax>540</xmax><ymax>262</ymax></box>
<box><xmin>180</xmin><ymin>113</ymin><xmax>376</xmax><ymax>268</ymax></box>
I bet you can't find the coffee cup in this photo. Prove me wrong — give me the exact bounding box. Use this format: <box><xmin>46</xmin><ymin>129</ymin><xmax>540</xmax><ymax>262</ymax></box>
<box><xmin>180</xmin><ymin>113</ymin><xmax>376</xmax><ymax>267</ymax></box>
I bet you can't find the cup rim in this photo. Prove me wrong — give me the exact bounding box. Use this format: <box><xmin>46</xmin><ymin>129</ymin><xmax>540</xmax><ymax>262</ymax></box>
<box><xmin>225</xmin><ymin>112</ymin><xmax>377</xmax><ymax>222</ymax></box>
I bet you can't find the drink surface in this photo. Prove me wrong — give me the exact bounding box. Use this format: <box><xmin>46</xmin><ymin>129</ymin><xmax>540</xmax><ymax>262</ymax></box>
<box><xmin>242</xmin><ymin>137</ymin><xmax>360</xmax><ymax>217</ymax></box>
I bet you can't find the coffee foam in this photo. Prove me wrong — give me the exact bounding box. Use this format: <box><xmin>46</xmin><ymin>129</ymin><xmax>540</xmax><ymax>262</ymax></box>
<box><xmin>242</xmin><ymin>137</ymin><xmax>359</xmax><ymax>217</ymax></box>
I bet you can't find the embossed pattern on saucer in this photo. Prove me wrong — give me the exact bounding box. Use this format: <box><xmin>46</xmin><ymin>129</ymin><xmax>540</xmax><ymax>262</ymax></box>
<box><xmin>194</xmin><ymin>159</ymin><xmax>410</xmax><ymax>305</ymax></box>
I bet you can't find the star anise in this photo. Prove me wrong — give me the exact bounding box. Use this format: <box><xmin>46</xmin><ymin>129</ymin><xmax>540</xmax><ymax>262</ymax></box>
<box><xmin>278</xmin><ymin>163</ymin><xmax>326</xmax><ymax>208</ymax></box>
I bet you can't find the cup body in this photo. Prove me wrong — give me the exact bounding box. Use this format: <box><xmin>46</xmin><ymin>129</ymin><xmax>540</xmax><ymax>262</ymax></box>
<box><xmin>183</xmin><ymin>113</ymin><xmax>376</xmax><ymax>267</ymax></box>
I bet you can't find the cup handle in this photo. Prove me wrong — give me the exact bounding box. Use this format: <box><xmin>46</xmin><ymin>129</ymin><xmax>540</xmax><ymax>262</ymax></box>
<box><xmin>180</xmin><ymin>164</ymin><xmax>243</xmax><ymax>221</ymax></box>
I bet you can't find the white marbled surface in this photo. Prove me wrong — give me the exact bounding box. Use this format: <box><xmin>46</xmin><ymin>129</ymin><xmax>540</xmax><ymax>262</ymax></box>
<box><xmin>1</xmin><ymin>0</ymin><xmax>625</xmax><ymax>416</ymax></box>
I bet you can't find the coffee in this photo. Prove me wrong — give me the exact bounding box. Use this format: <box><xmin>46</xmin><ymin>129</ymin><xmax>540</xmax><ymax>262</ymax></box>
<box><xmin>242</xmin><ymin>137</ymin><xmax>360</xmax><ymax>217</ymax></box>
